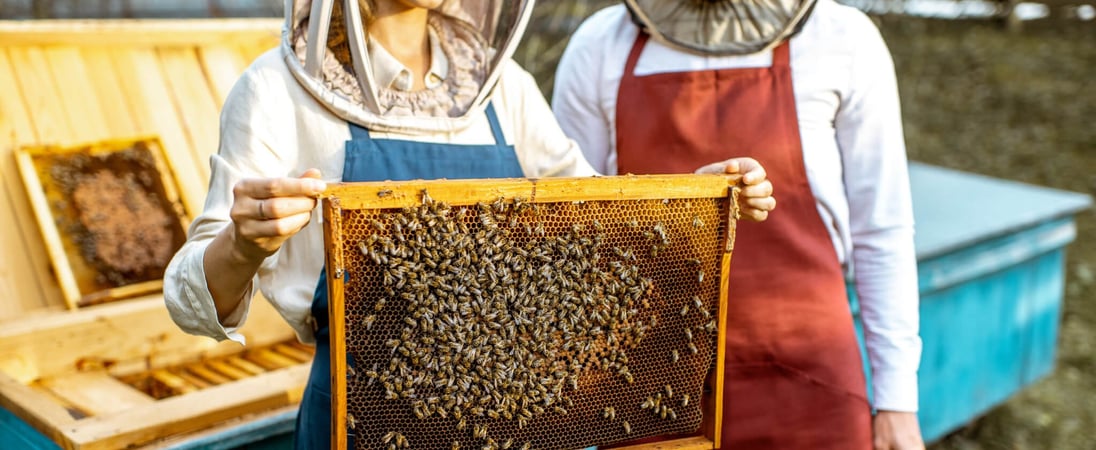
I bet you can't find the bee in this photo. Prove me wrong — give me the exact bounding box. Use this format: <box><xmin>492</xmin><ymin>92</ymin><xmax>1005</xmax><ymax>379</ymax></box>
<box><xmin>603</xmin><ymin>406</ymin><xmax>616</xmax><ymax>420</ymax></box>
<box><xmin>474</xmin><ymin>423</ymin><xmax>488</xmax><ymax>439</ymax></box>
<box><xmin>552</xmin><ymin>406</ymin><xmax>567</xmax><ymax>415</ymax></box>
<box><xmin>362</xmin><ymin>314</ymin><xmax>376</xmax><ymax>330</ymax></box>
<box><xmin>681</xmin><ymin>304</ymin><xmax>690</xmax><ymax>316</ymax></box>
<box><xmin>671</xmin><ymin>349</ymin><xmax>680</xmax><ymax>363</ymax></box>
<box><xmin>692</xmin><ymin>216</ymin><xmax>704</xmax><ymax>228</ymax></box>
<box><xmin>457</xmin><ymin>417</ymin><xmax>468</xmax><ymax>430</ymax></box>
<box><xmin>688</xmin><ymin>342</ymin><xmax>699</xmax><ymax>354</ymax></box>
<box><xmin>376</xmin><ymin>298</ymin><xmax>387</xmax><ymax>311</ymax></box>
<box><xmin>377</xmin><ymin>189</ymin><xmax>393</xmax><ymax>198</ymax></box>
<box><xmin>622</xmin><ymin>420</ymin><xmax>632</xmax><ymax>434</ymax></box>
<box><xmin>347</xmin><ymin>414</ymin><xmax>356</xmax><ymax>430</ymax></box>
<box><xmin>382</xmin><ymin>431</ymin><xmax>396</xmax><ymax>444</ymax></box>
<box><xmin>452</xmin><ymin>442</ymin><xmax>461</xmax><ymax>450</ymax></box>
<box><xmin>669</xmin><ymin>409</ymin><xmax>678</xmax><ymax>420</ymax></box>
<box><xmin>682</xmin><ymin>394</ymin><xmax>690</xmax><ymax>407</ymax></box>
<box><xmin>697</xmin><ymin>270</ymin><xmax>705</xmax><ymax>284</ymax></box>
<box><xmin>396</xmin><ymin>433</ymin><xmax>408</xmax><ymax>448</ymax></box>
<box><xmin>521</xmin><ymin>443</ymin><xmax>532</xmax><ymax>450</ymax></box>
<box><xmin>694</xmin><ymin>296</ymin><xmax>704</xmax><ymax>309</ymax></box>
<box><xmin>685</xmin><ymin>328</ymin><xmax>694</xmax><ymax>342</ymax></box>
<box><xmin>665</xmin><ymin>385</ymin><xmax>674</xmax><ymax>398</ymax></box>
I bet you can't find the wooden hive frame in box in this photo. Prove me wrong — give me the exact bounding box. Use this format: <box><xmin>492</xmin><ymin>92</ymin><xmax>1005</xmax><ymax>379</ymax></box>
<box><xmin>0</xmin><ymin>18</ymin><xmax>318</xmax><ymax>450</ymax></box>
<box><xmin>322</xmin><ymin>175</ymin><xmax>741</xmax><ymax>450</ymax></box>
<box><xmin>14</xmin><ymin>136</ymin><xmax>190</xmax><ymax>309</ymax></box>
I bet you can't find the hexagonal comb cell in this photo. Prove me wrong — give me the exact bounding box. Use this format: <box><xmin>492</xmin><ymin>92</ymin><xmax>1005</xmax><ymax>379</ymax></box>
<box><xmin>323</xmin><ymin>176</ymin><xmax>738</xmax><ymax>450</ymax></box>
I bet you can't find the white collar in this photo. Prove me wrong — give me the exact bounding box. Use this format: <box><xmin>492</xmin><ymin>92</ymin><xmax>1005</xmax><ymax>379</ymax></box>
<box><xmin>367</xmin><ymin>27</ymin><xmax>449</xmax><ymax>91</ymax></box>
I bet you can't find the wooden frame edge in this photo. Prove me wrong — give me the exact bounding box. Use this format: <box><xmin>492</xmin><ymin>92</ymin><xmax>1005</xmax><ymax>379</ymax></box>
<box><xmin>63</xmin><ymin>363</ymin><xmax>309</xmax><ymax>450</ymax></box>
<box><xmin>13</xmin><ymin>148</ymin><xmax>81</xmax><ymax>309</ymax></box>
<box><xmin>0</xmin><ymin>18</ymin><xmax>282</xmax><ymax>47</ymax></box>
<box><xmin>322</xmin><ymin>174</ymin><xmax>743</xmax><ymax>210</ymax></box>
<box><xmin>0</xmin><ymin>371</ymin><xmax>78</xmax><ymax>449</ymax></box>
<box><xmin>323</xmin><ymin>197</ymin><xmax>349</xmax><ymax>449</ymax></box>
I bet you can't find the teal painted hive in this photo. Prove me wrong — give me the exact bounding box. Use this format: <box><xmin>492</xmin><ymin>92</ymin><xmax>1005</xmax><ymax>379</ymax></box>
<box><xmin>852</xmin><ymin>162</ymin><xmax>1091</xmax><ymax>442</ymax></box>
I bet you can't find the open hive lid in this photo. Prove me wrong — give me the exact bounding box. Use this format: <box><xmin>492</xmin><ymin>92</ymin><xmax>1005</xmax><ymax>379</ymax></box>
<box><xmin>322</xmin><ymin>174</ymin><xmax>741</xmax><ymax>450</ymax></box>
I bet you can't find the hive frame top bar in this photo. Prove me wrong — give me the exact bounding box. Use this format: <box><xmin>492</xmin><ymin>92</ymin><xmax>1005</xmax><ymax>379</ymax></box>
<box><xmin>320</xmin><ymin>174</ymin><xmax>743</xmax><ymax>210</ymax></box>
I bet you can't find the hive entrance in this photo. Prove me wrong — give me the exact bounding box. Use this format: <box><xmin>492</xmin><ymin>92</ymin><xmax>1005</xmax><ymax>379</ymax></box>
<box><xmin>323</xmin><ymin>176</ymin><xmax>738</xmax><ymax>450</ymax></box>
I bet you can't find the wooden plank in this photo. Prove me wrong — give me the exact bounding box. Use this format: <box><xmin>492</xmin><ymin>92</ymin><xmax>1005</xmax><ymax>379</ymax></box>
<box><xmin>38</xmin><ymin>372</ymin><xmax>155</xmax><ymax>416</ymax></box>
<box><xmin>224</xmin><ymin>357</ymin><xmax>267</xmax><ymax>377</ymax></box>
<box><xmin>204</xmin><ymin>360</ymin><xmax>252</xmax><ymax>382</ymax></box>
<box><xmin>13</xmin><ymin>149</ymin><xmax>81</xmax><ymax>309</ymax></box>
<box><xmin>158</xmin><ymin>47</ymin><xmax>223</xmax><ymax>184</ymax></box>
<box><xmin>185</xmin><ymin>365</ymin><xmax>234</xmax><ymax>386</ymax></box>
<box><xmin>0</xmin><ymin>19</ymin><xmax>281</xmax><ymax>47</ymax></box>
<box><xmin>615</xmin><ymin>436</ymin><xmax>714</xmax><ymax>450</ymax></box>
<box><xmin>325</xmin><ymin>198</ymin><xmax>349</xmax><ymax>450</ymax></box>
<box><xmin>63</xmin><ymin>364</ymin><xmax>309</xmax><ymax>450</ymax></box>
<box><xmin>108</xmin><ymin>49</ymin><xmax>206</xmax><ymax>214</ymax></box>
<box><xmin>7</xmin><ymin>47</ymin><xmax>74</xmax><ymax>143</ymax></box>
<box><xmin>42</xmin><ymin>47</ymin><xmax>112</xmax><ymax>143</ymax></box>
<box><xmin>0</xmin><ymin>49</ymin><xmax>63</xmax><ymax>317</ymax></box>
<box><xmin>197</xmin><ymin>46</ymin><xmax>248</xmax><ymax>109</ymax></box>
<box><xmin>0</xmin><ymin>295</ymin><xmax>296</xmax><ymax>383</ymax></box>
<box><xmin>0</xmin><ymin>372</ymin><xmax>77</xmax><ymax>447</ymax></box>
<box><xmin>270</xmin><ymin>343</ymin><xmax>313</xmax><ymax>363</ymax></box>
<box><xmin>79</xmin><ymin>48</ymin><xmax>141</xmax><ymax>138</ymax></box>
<box><xmin>149</xmin><ymin>370</ymin><xmax>199</xmax><ymax>396</ymax></box>
<box><xmin>324</xmin><ymin>174</ymin><xmax>744</xmax><ymax>210</ymax></box>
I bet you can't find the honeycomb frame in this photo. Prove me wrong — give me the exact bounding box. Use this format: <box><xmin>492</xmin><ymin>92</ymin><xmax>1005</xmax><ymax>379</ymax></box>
<box><xmin>322</xmin><ymin>174</ymin><xmax>740</xmax><ymax>450</ymax></box>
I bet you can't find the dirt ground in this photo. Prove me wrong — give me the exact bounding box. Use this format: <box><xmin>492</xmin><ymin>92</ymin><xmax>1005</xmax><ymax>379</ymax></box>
<box><xmin>878</xmin><ymin>17</ymin><xmax>1096</xmax><ymax>450</ymax></box>
<box><xmin>517</xmin><ymin>6</ymin><xmax>1096</xmax><ymax>449</ymax></box>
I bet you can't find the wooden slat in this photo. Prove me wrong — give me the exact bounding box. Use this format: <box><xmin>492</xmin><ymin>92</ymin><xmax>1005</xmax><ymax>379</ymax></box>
<box><xmin>63</xmin><ymin>364</ymin><xmax>309</xmax><ymax>450</ymax></box>
<box><xmin>271</xmin><ymin>343</ymin><xmax>313</xmax><ymax>363</ymax></box>
<box><xmin>149</xmin><ymin>370</ymin><xmax>199</xmax><ymax>396</ymax></box>
<box><xmin>197</xmin><ymin>45</ymin><xmax>248</xmax><ymax>109</ymax></box>
<box><xmin>615</xmin><ymin>436</ymin><xmax>714</xmax><ymax>450</ymax></box>
<box><xmin>43</xmin><ymin>47</ymin><xmax>112</xmax><ymax>143</ymax></box>
<box><xmin>224</xmin><ymin>357</ymin><xmax>267</xmax><ymax>377</ymax></box>
<box><xmin>158</xmin><ymin>47</ymin><xmax>222</xmax><ymax>184</ymax></box>
<box><xmin>0</xmin><ymin>372</ymin><xmax>76</xmax><ymax>446</ymax></box>
<box><xmin>324</xmin><ymin>174</ymin><xmax>744</xmax><ymax>210</ymax></box>
<box><xmin>109</xmin><ymin>49</ymin><xmax>207</xmax><ymax>214</ymax></box>
<box><xmin>0</xmin><ymin>49</ymin><xmax>62</xmax><ymax>317</ymax></box>
<box><xmin>7</xmin><ymin>47</ymin><xmax>73</xmax><ymax>143</ymax></box>
<box><xmin>0</xmin><ymin>19</ymin><xmax>282</xmax><ymax>47</ymax></box>
<box><xmin>79</xmin><ymin>48</ymin><xmax>141</xmax><ymax>138</ymax></box>
<box><xmin>13</xmin><ymin>150</ymin><xmax>82</xmax><ymax>309</ymax></box>
<box><xmin>38</xmin><ymin>372</ymin><xmax>155</xmax><ymax>416</ymax></box>
<box><xmin>205</xmin><ymin>360</ymin><xmax>252</xmax><ymax>382</ymax></box>
<box><xmin>0</xmin><ymin>296</ymin><xmax>295</xmax><ymax>383</ymax></box>
<box><xmin>185</xmin><ymin>365</ymin><xmax>234</xmax><ymax>386</ymax></box>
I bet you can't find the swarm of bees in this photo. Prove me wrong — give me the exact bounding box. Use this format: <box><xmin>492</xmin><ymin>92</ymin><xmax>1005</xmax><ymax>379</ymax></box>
<box><xmin>341</xmin><ymin>192</ymin><xmax>724</xmax><ymax>449</ymax></box>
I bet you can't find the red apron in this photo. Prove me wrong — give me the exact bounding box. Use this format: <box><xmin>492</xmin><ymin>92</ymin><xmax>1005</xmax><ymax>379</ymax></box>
<box><xmin>615</xmin><ymin>33</ymin><xmax>872</xmax><ymax>449</ymax></box>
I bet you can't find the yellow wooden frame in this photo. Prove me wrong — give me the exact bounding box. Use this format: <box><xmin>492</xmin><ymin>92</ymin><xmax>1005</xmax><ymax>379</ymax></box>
<box><xmin>322</xmin><ymin>174</ymin><xmax>740</xmax><ymax>449</ymax></box>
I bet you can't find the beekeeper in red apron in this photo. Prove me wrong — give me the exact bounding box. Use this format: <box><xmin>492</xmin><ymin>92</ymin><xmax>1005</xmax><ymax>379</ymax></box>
<box><xmin>554</xmin><ymin>0</ymin><xmax>923</xmax><ymax>448</ymax></box>
<box><xmin>162</xmin><ymin>1</ymin><xmax>774</xmax><ymax>448</ymax></box>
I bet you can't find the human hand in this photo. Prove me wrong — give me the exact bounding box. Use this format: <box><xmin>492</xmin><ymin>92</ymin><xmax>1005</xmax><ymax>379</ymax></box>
<box><xmin>695</xmin><ymin>157</ymin><xmax>775</xmax><ymax>222</ymax></box>
<box><xmin>229</xmin><ymin>168</ymin><xmax>326</xmax><ymax>260</ymax></box>
<box><xmin>873</xmin><ymin>411</ymin><xmax>924</xmax><ymax>450</ymax></box>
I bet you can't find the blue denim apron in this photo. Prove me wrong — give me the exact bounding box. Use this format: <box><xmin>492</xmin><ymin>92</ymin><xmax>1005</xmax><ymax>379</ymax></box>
<box><xmin>294</xmin><ymin>104</ymin><xmax>523</xmax><ymax>449</ymax></box>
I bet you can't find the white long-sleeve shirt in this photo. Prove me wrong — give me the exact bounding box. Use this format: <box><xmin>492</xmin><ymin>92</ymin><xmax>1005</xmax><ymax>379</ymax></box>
<box><xmin>164</xmin><ymin>47</ymin><xmax>596</xmax><ymax>350</ymax></box>
<box><xmin>552</xmin><ymin>0</ymin><xmax>921</xmax><ymax>413</ymax></box>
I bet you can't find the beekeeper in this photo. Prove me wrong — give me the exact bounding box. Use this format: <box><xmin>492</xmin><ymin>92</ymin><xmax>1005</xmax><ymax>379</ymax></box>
<box><xmin>553</xmin><ymin>1</ymin><xmax>923</xmax><ymax>449</ymax></box>
<box><xmin>162</xmin><ymin>1</ymin><xmax>775</xmax><ymax>449</ymax></box>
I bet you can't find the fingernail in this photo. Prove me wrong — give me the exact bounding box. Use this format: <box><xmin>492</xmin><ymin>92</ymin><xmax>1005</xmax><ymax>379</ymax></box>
<box><xmin>307</xmin><ymin>179</ymin><xmax>326</xmax><ymax>193</ymax></box>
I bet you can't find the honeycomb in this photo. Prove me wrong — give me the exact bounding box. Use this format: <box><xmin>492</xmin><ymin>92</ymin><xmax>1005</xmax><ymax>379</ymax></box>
<box><xmin>325</xmin><ymin>178</ymin><xmax>735</xmax><ymax>450</ymax></box>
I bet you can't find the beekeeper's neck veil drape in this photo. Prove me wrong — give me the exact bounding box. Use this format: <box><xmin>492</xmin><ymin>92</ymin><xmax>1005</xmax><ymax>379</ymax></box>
<box><xmin>624</xmin><ymin>0</ymin><xmax>817</xmax><ymax>56</ymax></box>
<box><xmin>282</xmin><ymin>0</ymin><xmax>533</xmax><ymax>133</ymax></box>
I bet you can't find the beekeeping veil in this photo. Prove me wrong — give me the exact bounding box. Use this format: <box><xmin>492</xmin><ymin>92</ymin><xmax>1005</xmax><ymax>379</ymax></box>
<box><xmin>624</xmin><ymin>0</ymin><xmax>817</xmax><ymax>56</ymax></box>
<box><xmin>282</xmin><ymin>0</ymin><xmax>533</xmax><ymax>133</ymax></box>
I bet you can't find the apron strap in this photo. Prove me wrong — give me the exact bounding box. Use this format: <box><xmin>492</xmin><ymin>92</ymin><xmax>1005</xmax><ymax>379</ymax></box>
<box><xmin>345</xmin><ymin>103</ymin><xmax>507</xmax><ymax>145</ymax></box>
<box><xmin>624</xmin><ymin>32</ymin><xmax>650</xmax><ymax>80</ymax></box>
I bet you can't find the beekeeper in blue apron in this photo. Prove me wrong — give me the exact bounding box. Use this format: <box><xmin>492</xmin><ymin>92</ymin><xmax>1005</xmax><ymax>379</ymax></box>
<box><xmin>163</xmin><ymin>1</ymin><xmax>774</xmax><ymax>449</ymax></box>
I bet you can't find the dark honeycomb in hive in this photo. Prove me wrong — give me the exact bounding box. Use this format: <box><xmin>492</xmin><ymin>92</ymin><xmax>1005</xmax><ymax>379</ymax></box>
<box><xmin>329</xmin><ymin>187</ymin><xmax>731</xmax><ymax>450</ymax></box>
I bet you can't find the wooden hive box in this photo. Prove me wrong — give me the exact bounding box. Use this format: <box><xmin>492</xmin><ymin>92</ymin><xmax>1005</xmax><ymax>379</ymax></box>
<box><xmin>0</xmin><ymin>18</ymin><xmax>317</xmax><ymax>450</ymax></box>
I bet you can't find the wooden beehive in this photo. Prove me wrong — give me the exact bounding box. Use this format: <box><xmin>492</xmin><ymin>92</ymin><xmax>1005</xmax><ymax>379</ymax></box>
<box><xmin>0</xmin><ymin>18</ymin><xmax>317</xmax><ymax>450</ymax></box>
<box><xmin>322</xmin><ymin>176</ymin><xmax>741</xmax><ymax>450</ymax></box>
